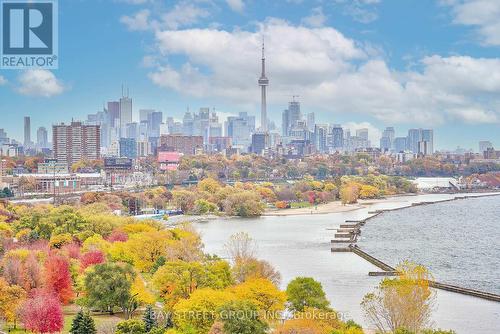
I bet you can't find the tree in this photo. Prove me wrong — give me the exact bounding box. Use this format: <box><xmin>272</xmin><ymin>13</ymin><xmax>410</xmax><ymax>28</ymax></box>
<box><xmin>79</xmin><ymin>312</ymin><xmax>97</xmax><ymax>334</ymax></box>
<box><xmin>70</xmin><ymin>310</ymin><xmax>84</xmax><ymax>334</ymax></box>
<box><xmin>231</xmin><ymin>278</ymin><xmax>287</xmax><ymax>315</ymax></box>
<box><xmin>223</xmin><ymin>191</ymin><xmax>265</xmax><ymax>217</ymax></box>
<box><xmin>232</xmin><ymin>257</ymin><xmax>281</xmax><ymax>286</ymax></box>
<box><xmin>82</xmin><ymin>263</ymin><xmax>136</xmax><ymax>315</ymax></box>
<box><xmin>217</xmin><ymin>300</ymin><xmax>268</xmax><ymax>334</ymax></box>
<box><xmin>80</xmin><ymin>250</ymin><xmax>106</xmax><ymax>270</ymax></box>
<box><xmin>43</xmin><ymin>254</ymin><xmax>74</xmax><ymax>304</ymax></box>
<box><xmin>361</xmin><ymin>261</ymin><xmax>435</xmax><ymax>334</ymax></box>
<box><xmin>143</xmin><ymin>305</ymin><xmax>157</xmax><ymax>332</ymax></box>
<box><xmin>224</xmin><ymin>232</ymin><xmax>257</xmax><ymax>263</ymax></box>
<box><xmin>286</xmin><ymin>277</ymin><xmax>330</xmax><ymax>312</ymax></box>
<box><xmin>116</xmin><ymin>320</ymin><xmax>146</xmax><ymax>334</ymax></box>
<box><xmin>20</xmin><ymin>290</ymin><xmax>64</xmax><ymax>334</ymax></box>
<box><xmin>0</xmin><ymin>278</ymin><xmax>26</xmax><ymax>326</ymax></box>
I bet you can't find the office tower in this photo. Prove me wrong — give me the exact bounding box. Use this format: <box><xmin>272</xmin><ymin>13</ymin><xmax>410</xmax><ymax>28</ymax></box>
<box><xmin>226</xmin><ymin>112</ymin><xmax>255</xmax><ymax>150</ymax></box>
<box><xmin>380</xmin><ymin>127</ymin><xmax>395</xmax><ymax>152</ymax></box>
<box><xmin>331</xmin><ymin>125</ymin><xmax>344</xmax><ymax>150</ymax></box>
<box><xmin>408</xmin><ymin>128</ymin><xmax>434</xmax><ymax>154</ymax></box>
<box><xmin>258</xmin><ymin>40</ymin><xmax>269</xmax><ymax>132</ymax></box>
<box><xmin>119</xmin><ymin>89</ymin><xmax>132</xmax><ymax>127</ymax></box>
<box><xmin>307</xmin><ymin>113</ymin><xmax>315</xmax><ymax>132</ymax></box>
<box><xmin>314</xmin><ymin>124</ymin><xmax>328</xmax><ymax>153</ymax></box>
<box><xmin>479</xmin><ymin>141</ymin><xmax>493</xmax><ymax>153</ymax></box>
<box><xmin>394</xmin><ymin>137</ymin><xmax>407</xmax><ymax>152</ymax></box>
<box><xmin>140</xmin><ymin>109</ymin><xmax>155</xmax><ymax>123</ymax></box>
<box><xmin>125</xmin><ymin>122</ymin><xmax>138</xmax><ymax>139</ymax></box>
<box><xmin>52</xmin><ymin>121</ymin><xmax>100</xmax><ymax>165</ymax></box>
<box><xmin>148</xmin><ymin>111</ymin><xmax>163</xmax><ymax>138</ymax></box>
<box><xmin>107</xmin><ymin>101</ymin><xmax>120</xmax><ymax>127</ymax></box>
<box><xmin>282</xmin><ymin>98</ymin><xmax>301</xmax><ymax>136</ymax></box>
<box><xmin>37</xmin><ymin>127</ymin><xmax>48</xmax><ymax>149</ymax></box>
<box><xmin>182</xmin><ymin>111</ymin><xmax>194</xmax><ymax>135</ymax></box>
<box><xmin>24</xmin><ymin>116</ymin><xmax>31</xmax><ymax>147</ymax></box>
<box><xmin>356</xmin><ymin>128</ymin><xmax>369</xmax><ymax>141</ymax></box>
<box><xmin>119</xmin><ymin>138</ymin><xmax>137</xmax><ymax>159</ymax></box>
<box><xmin>421</xmin><ymin>129</ymin><xmax>434</xmax><ymax>154</ymax></box>
<box><xmin>251</xmin><ymin>132</ymin><xmax>269</xmax><ymax>155</ymax></box>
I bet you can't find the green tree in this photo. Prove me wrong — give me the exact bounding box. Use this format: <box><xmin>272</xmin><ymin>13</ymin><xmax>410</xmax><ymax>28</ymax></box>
<box><xmin>217</xmin><ymin>300</ymin><xmax>268</xmax><ymax>334</ymax></box>
<box><xmin>116</xmin><ymin>319</ymin><xmax>146</xmax><ymax>334</ymax></box>
<box><xmin>82</xmin><ymin>263</ymin><xmax>136</xmax><ymax>315</ymax></box>
<box><xmin>70</xmin><ymin>310</ymin><xmax>96</xmax><ymax>334</ymax></box>
<box><xmin>286</xmin><ymin>277</ymin><xmax>330</xmax><ymax>312</ymax></box>
<box><xmin>143</xmin><ymin>305</ymin><xmax>157</xmax><ymax>332</ymax></box>
<box><xmin>69</xmin><ymin>310</ymin><xmax>84</xmax><ymax>334</ymax></box>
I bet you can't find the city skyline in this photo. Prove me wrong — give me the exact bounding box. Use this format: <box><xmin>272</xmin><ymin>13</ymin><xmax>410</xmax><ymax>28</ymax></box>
<box><xmin>1</xmin><ymin>1</ymin><xmax>500</xmax><ymax>149</ymax></box>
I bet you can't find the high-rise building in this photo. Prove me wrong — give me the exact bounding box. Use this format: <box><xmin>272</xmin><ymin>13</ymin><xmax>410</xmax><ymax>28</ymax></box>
<box><xmin>225</xmin><ymin>112</ymin><xmax>255</xmax><ymax>150</ymax></box>
<box><xmin>148</xmin><ymin>111</ymin><xmax>163</xmax><ymax>138</ymax></box>
<box><xmin>407</xmin><ymin>128</ymin><xmax>434</xmax><ymax>154</ymax></box>
<box><xmin>307</xmin><ymin>113</ymin><xmax>315</xmax><ymax>132</ymax></box>
<box><xmin>37</xmin><ymin>127</ymin><xmax>48</xmax><ymax>149</ymax></box>
<box><xmin>24</xmin><ymin>116</ymin><xmax>31</xmax><ymax>147</ymax></box>
<box><xmin>479</xmin><ymin>141</ymin><xmax>493</xmax><ymax>153</ymax></box>
<box><xmin>282</xmin><ymin>99</ymin><xmax>301</xmax><ymax>136</ymax></box>
<box><xmin>107</xmin><ymin>101</ymin><xmax>120</xmax><ymax>127</ymax></box>
<box><xmin>393</xmin><ymin>137</ymin><xmax>407</xmax><ymax>152</ymax></box>
<box><xmin>331</xmin><ymin>125</ymin><xmax>344</xmax><ymax>150</ymax></box>
<box><xmin>119</xmin><ymin>89</ymin><xmax>132</xmax><ymax>128</ymax></box>
<box><xmin>0</xmin><ymin>129</ymin><xmax>9</xmax><ymax>145</ymax></box>
<box><xmin>251</xmin><ymin>132</ymin><xmax>269</xmax><ymax>155</ymax></box>
<box><xmin>258</xmin><ymin>40</ymin><xmax>269</xmax><ymax>132</ymax></box>
<box><xmin>314</xmin><ymin>124</ymin><xmax>328</xmax><ymax>153</ymax></box>
<box><xmin>119</xmin><ymin>138</ymin><xmax>137</xmax><ymax>159</ymax></box>
<box><xmin>356</xmin><ymin>128</ymin><xmax>369</xmax><ymax>141</ymax></box>
<box><xmin>380</xmin><ymin>127</ymin><xmax>395</xmax><ymax>152</ymax></box>
<box><xmin>52</xmin><ymin>121</ymin><xmax>100</xmax><ymax>165</ymax></box>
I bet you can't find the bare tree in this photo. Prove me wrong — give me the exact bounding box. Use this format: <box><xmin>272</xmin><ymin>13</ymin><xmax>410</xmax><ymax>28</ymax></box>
<box><xmin>224</xmin><ymin>232</ymin><xmax>257</xmax><ymax>263</ymax></box>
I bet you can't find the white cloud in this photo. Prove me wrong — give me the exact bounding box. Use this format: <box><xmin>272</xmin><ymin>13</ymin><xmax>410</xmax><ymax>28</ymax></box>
<box><xmin>161</xmin><ymin>2</ymin><xmax>210</xmax><ymax>30</ymax></box>
<box><xmin>142</xmin><ymin>19</ymin><xmax>500</xmax><ymax>126</ymax></box>
<box><xmin>301</xmin><ymin>7</ymin><xmax>327</xmax><ymax>28</ymax></box>
<box><xmin>444</xmin><ymin>0</ymin><xmax>500</xmax><ymax>46</ymax></box>
<box><xmin>226</xmin><ymin>0</ymin><xmax>245</xmax><ymax>13</ymax></box>
<box><xmin>335</xmin><ymin>0</ymin><xmax>380</xmax><ymax>23</ymax></box>
<box><xmin>121</xmin><ymin>9</ymin><xmax>151</xmax><ymax>31</ymax></box>
<box><xmin>0</xmin><ymin>76</ymin><xmax>7</xmax><ymax>85</ymax></box>
<box><xmin>16</xmin><ymin>70</ymin><xmax>66</xmax><ymax>97</ymax></box>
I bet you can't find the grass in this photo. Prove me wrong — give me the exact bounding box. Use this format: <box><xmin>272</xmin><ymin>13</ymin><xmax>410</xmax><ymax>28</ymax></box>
<box><xmin>290</xmin><ymin>201</ymin><xmax>312</xmax><ymax>209</ymax></box>
<box><xmin>1</xmin><ymin>305</ymin><xmax>127</xmax><ymax>334</ymax></box>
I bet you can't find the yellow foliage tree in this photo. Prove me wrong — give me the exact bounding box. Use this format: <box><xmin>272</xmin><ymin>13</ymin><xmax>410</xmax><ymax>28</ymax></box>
<box><xmin>231</xmin><ymin>278</ymin><xmax>286</xmax><ymax>315</ymax></box>
<box><xmin>0</xmin><ymin>278</ymin><xmax>26</xmax><ymax>325</ymax></box>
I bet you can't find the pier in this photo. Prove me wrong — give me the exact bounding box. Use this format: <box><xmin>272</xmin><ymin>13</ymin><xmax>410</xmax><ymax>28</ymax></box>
<box><xmin>330</xmin><ymin>197</ymin><xmax>500</xmax><ymax>303</ymax></box>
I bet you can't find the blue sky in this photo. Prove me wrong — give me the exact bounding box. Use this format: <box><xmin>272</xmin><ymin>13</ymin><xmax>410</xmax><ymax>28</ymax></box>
<box><xmin>1</xmin><ymin>0</ymin><xmax>500</xmax><ymax>150</ymax></box>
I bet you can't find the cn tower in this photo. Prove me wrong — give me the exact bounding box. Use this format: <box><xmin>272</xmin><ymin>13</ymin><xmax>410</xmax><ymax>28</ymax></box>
<box><xmin>258</xmin><ymin>39</ymin><xmax>269</xmax><ymax>132</ymax></box>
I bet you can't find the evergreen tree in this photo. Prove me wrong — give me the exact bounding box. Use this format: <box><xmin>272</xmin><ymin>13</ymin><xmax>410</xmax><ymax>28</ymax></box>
<box><xmin>80</xmin><ymin>313</ymin><xmax>97</xmax><ymax>334</ymax></box>
<box><xmin>142</xmin><ymin>305</ymin><xmax>157</xmax><ymax>332</ymax></box>
<box><xmin>69</xmin><ymin>310</ymin><xmax>84</xmax><ymax>334</ymax></box>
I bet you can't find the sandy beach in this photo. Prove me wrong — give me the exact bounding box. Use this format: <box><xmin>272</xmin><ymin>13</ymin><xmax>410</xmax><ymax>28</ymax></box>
<box><xmin>264</xmin><ymin>200</ymin><xmax>364</xmax><ymax>216</ymax></box>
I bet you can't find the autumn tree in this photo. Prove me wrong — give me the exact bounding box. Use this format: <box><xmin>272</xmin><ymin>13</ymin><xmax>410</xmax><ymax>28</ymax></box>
<box><xmin>217</xmin><ymin>300</ymin><xmax>268</xmax><ymax>334</ymax></box>
<box><xmin>80</xmin><ymin>250</ymin><xmax>106</xmax><ymax>270</ymax></box>
<box><xmin>0</xmin><ymin>278</ymin><xmax>26</xmax><ymax>327</ymax></box>
<box><xmin>43</xmin><ymin>253</ymin><xmax>74</xmax><ymax>304</ymax></box>
<box><xmin>20</xmin><ymin>290</ymin><xmax>64</xmax><ymax>334</ymax></box>
<box><xmin>361</xmin><ymin>261</ymin><xmax>435</xmax><ymax>333</ymax></box>
<box><xmin>286</xmin><ymin>277</ymin><xmax>330</xmax><ymax>312</ymax></box>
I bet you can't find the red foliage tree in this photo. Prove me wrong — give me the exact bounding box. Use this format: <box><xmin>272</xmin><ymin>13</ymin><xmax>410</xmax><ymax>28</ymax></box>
<box><xmin>80</xmin><ymin>250</ymin><xmax>105</xmax><ymax>270</ymax></box>
<box><xmin>62</xmin><ymin>242</ymin><xmax>81</xmax><ymax>259</ymax></box>
<box><xmin>20</xmin><ymin>290</ymin><xmax>63</xmax><ymax>334</ymax></box>
<box><xmin>106</xmin><ymin>229</ymin><xmax>128</xmax><ymax>243</ymax></box>
<box><xmin>43</xmin><ymin>254</ymin><xmax>74</xmax><ymax>304</ymax></box>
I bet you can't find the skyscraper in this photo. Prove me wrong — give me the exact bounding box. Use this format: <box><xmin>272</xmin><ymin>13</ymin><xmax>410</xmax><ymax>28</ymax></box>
<box><xmin>53</xmin><ymin>121</ymin><xmax>100</xmax><ymax>164</ymax></box>
<box><xmin>314</xmin><ymin>124</ymin><xmax>328</xmax><ymax>153</ymax></box>
<box><xmin>258</xmin><ymin>40</ymin><xmax>269</xmax><ymax>132</ymax></box>
<box><xmin>37</xmin><ymin>127</ymin><xmax>48</xmax><ymax>149</ymax></box>
<box><xmin>119</xmin><ymin>88</ymin><xmax>132</xmax><ymax>128</ymax></box>
<box><xmin>407</xmin><ymin>128</ymin><xmax>434</xmax><ymax>154</ymax></box>
<box><xmin>307</xmin><ymin>113</ymin><xmax>315</xmax><ymax>132</ymax></box>
<box><xmin>331</xmin><ymin>125</ymin><xmax>344</xmax><ymax>150</ymax></box>
<box><xmin>24</xmin><ymin>116</ymin><xmax>31</xmax><ymax>147</ymax></box>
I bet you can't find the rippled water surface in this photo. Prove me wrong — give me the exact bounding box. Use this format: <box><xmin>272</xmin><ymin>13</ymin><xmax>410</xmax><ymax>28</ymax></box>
<box><xmin>358</xmin><ymin>196</ymin><xmax>500</xmax><ymax>294</ymax></box>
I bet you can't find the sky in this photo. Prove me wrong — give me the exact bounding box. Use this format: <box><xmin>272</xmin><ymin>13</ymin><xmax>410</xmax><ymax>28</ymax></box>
<box><xmin>0</xmin><ymin>0</ymin><xmax>500</xmax><ymax>151</ymax></box>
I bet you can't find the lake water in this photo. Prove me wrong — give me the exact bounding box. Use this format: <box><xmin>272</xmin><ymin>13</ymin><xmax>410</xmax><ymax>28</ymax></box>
<box><xmin>358</xmin><ymin>195</ymin><xmax>500</xmax><ymax>295</ymax></box>
<box><xmin>193</xmin><ymin>193</ymin><xmax>500</xmax><ymax>334</ymax></box>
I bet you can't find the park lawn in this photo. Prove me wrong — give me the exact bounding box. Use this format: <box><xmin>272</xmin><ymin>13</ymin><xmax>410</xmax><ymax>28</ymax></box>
<box><xmin>1</xmin><ymin>305</ymin><xmax>127</xmax><ymax>334</ymax></box>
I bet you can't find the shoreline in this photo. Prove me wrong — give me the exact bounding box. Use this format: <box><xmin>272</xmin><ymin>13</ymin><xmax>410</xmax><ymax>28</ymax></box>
<box><xmin>263</xmin><ymin>190</ymin><xmax>500</xmax><ymax>217</ymax></box>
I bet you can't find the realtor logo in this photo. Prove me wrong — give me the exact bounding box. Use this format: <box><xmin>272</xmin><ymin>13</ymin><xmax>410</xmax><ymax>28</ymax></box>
<box><xmin>1</xmin><ymin>0</ymin><xmax>58</xmax><ymax>69</ymax></box>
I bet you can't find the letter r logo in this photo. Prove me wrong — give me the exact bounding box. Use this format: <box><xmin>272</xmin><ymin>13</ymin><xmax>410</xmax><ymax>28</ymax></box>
<box><xmin>2</xmin><ymin>1</ymin><xmax>53</xmax><ymax>55</ymax></box>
